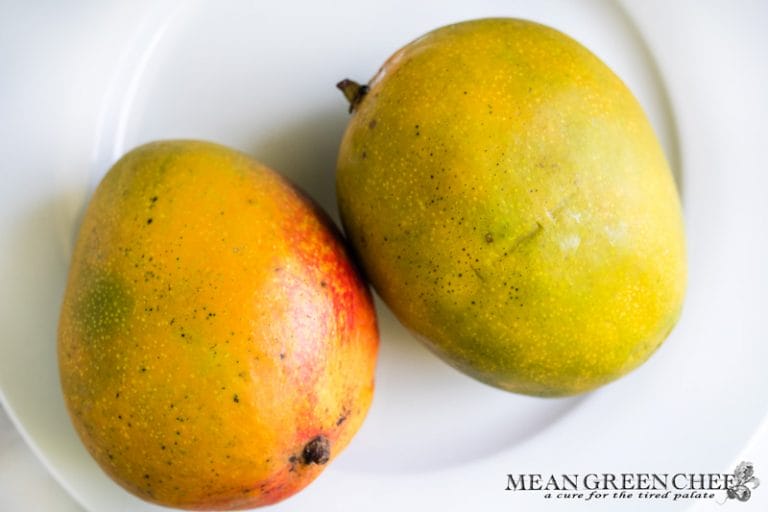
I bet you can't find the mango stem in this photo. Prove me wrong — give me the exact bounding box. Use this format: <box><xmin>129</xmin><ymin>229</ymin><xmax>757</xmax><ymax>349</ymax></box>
<box><xmin>336</xmin><ymin>79</ymin><xmax>368</xmax><ymax>113</ymax></box>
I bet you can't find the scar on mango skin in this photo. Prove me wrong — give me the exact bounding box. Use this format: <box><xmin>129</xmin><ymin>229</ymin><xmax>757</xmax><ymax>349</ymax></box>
<box><xmin>301</xmin><ymin>436</ymin><xmax>330</xmax><ymax>465</ymax></box>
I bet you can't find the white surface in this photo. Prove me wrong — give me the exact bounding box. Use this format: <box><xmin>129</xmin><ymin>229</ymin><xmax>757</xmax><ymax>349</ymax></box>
<box><xmin>0</xmin><ymin>405</ymin><xmax>83</xmax><ymax>512</ymax></box>
<box><xmin>1</xmin><ymin>0</ymin><xmax>767</xmax><ymax>511</ymax></box>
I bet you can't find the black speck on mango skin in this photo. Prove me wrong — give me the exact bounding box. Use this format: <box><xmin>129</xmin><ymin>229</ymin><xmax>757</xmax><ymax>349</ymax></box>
<box><xmin>58</xmin><ymin>140</ymin><xmax>378</xmax><ymax>509</ymax></box>
<box><xmin>336</xmin><ymin>18</ymin><xmax>686</xmax><ymax>396</ymax></box>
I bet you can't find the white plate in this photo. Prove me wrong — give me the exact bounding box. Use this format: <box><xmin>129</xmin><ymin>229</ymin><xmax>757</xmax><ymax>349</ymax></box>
<box><xmin>1</xmin><ymin>1</ymin><xmax>767</xmax><ymax>511</ymax></box>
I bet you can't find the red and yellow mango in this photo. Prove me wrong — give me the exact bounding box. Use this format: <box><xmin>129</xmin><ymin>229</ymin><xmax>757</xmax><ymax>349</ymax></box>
<box><xmin>58</xmin><ymin>140</ymin><xmax>378</xmax><ymax>509</ymax></box>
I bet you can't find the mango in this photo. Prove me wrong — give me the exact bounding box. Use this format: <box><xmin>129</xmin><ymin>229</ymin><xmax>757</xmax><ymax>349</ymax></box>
<box><xmin>58</xmin><ymin>140</ymin><xmax>378</xmax><ymax>509</ymax></box>
<box><xmin>335</xmin><ymin>18</ymin><xmax>685</xmax><ymax>396</ymax></box>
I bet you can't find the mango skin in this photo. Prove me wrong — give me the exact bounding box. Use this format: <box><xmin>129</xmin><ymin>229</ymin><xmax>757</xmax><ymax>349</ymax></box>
<box><xmin>336</xmin><ymin>18</ymin><xmax>686</xmax><ymax>396</ymax></box>
<box><xmin>58</xmin><ymin>140</ymin><xmax>378</xmax><ymax>509</ymax></box>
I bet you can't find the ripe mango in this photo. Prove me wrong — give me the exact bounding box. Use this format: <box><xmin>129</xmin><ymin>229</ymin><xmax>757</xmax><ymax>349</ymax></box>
<box><xmin>58</xmin><ymin>140</ymin><xmax>378</xmax><ymax>509</ymax></box>
<box><xmin>336</xmin><ymin>19</ymin><xmax>685</xmax><ymax>396</ymax></box>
